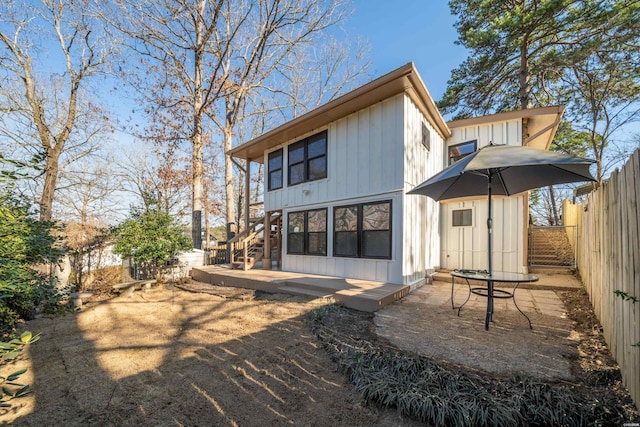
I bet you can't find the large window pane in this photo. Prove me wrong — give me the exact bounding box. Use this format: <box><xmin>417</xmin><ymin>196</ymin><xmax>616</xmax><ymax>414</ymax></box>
<box><xmin>288</xmin><ymin>141</ymin><xmax>305</xmax><ymax>164</ymax></box>
<box><xmin>289</xmin><ymin>163</ymin><xmax>305</xmax><ymax>185</ymax></box>
<box><xmin>287</xmin><ymin>233</ymin><xmax>304</xmax><ymax>254</ymax></box>
<box><xmin>307</xmin><ymin>232</ymin><xmax>327</xmax><ymax>255</ymax></box>
<box><xmin>287</xmin><ymin>209</ymin><xmax>326</xmax><ymax>256</ymax></box>
<box><xmin>307</xmin><ymin>134</ymin><xmax>326</xmax><ymax>158</ymax></box>
<box><xmin>334</xmin><ymin>231</ymin><xmax>357</xmax><ymax>257</ymax></box>
<box><xmin>308</xmin><ymin>209</ymin><xmax>326</xmax><ymax>232</ymax></box>
<box><xmin>362</xmin><ymin>230</ymin><xmax>391</xmax><ymax>258</ymax></box>
<box><xmin>308</xmin><ymin>157</ymin><xmax>326</xmax><ymax>180</ymax></box>
<box><xmin>334</xmin><ymin>206</ymin><xmax>358</xmax><ymax>231</ymax></box>
<box><xmin>284</xmin><ymin>131</ymin><xmax>327</xmax><ymax>186</ymax></box>
<box><xmin>334</xmin><ymin>201</ymin><xmax>391</xmax><ymax>259</ymax></box>
<box><xmin>363</xmin><ymin>202</ymin><xmax>390</xmax><ymax>230</ymax></box>
<box><xmin>288</xmin><ymin>212</ymin><xmax>305</xmax><ymax>233</ymax></box>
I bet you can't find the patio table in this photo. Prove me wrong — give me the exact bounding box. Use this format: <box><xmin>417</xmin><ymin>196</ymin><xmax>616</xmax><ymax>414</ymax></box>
<box><xmin>450</xmin><ymin>270</ymin><xmax>539</xmax><ymax>330</ymax></box>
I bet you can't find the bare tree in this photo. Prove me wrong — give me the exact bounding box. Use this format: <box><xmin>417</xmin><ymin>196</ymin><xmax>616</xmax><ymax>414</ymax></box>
<box><xmin>205</xmin><ymin>0</ymin><xmax>357</xmax><ymax>231</ymax></box>
<box><xmin>273</xmin><ymin>34</ymin><xmax>371</xmax><ymax>119</ymax></box>
<box><xmin>100</xmin><ymin>0</ymin><xmax>230</xmax><ymax>248</ymax></box>
<box><xmin>120</xmin><ymin>145</ymin><xmax>192</xmax><ymax>218</ymax></box>
<box><xmin>0</xmin><ymin>0</ymin><xmax>113</xmax><ymax>221</ymax></box>
<box><xmin>57</xmin><ymin>159</ymin><xmax>123</xmax><ymax>223</ymax></box>
<box><xmin>102</xmin><ymin>0</ymin><xmax>369</xmax><ymax>243</ymax></box>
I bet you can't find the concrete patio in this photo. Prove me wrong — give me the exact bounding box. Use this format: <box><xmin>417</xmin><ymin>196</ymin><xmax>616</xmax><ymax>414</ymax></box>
<box><xmin>374</xmin><ymin>274</ymin><xmax>584</xmax><ymax>381</ymax></box>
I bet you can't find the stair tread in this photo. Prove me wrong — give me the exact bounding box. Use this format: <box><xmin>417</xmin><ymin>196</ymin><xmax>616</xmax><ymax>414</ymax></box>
<box><xmin>277</xmin><ymin>285</ymin><xmax>334</xmax><ymax>298</ymax></box>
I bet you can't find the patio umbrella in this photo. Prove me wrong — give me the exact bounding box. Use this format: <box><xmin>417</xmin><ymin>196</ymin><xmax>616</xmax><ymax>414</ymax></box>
<box><xmin>408</xmin><ymin>143</ymin><xmax>596</xmax><ymax>327</ymax></box>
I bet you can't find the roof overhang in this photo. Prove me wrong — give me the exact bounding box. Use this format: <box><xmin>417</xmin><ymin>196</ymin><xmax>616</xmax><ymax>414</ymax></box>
<box><xmin>229</xmin><ymin>62</ymin><xmax>451</xmax><ymax>163</ymax></box>
<box><xmin>447</xmin><ymin>105</ymin><xmax>565</xmax><ymax>151</ymax></box>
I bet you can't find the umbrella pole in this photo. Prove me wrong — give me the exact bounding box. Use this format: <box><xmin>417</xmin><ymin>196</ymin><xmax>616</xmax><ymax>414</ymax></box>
<box><xmin>486</xmin><ymin>173</ymin><xmax>494</xmax><ymax>330</ymax></box>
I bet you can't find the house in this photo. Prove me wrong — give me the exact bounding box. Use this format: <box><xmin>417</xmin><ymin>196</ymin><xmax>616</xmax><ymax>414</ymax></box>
<box><xmin>226</xmin><ymin>63</ymin><xmax>564</xmax><ymax>288</ymax></box>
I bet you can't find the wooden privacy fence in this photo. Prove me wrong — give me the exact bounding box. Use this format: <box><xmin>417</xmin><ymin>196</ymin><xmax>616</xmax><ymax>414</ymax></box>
<box><xmin>564</xmin><ymin>148</ymin><xmax>640</xmax><ymax>409</ymax></box>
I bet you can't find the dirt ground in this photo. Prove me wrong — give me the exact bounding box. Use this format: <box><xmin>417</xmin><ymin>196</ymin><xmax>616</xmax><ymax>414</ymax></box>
<box><xmin>0</xmin><ymin>280</ymin><xmax>637</xmax><ymax>426</ymax></box>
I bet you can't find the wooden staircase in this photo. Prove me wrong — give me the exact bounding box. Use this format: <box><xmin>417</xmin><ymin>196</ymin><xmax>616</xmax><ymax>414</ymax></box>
<box><xmin>529</xmin><ymin>227</ymin><xmax>575</xmax><ymax>268</ymax></box>
<box><xmin>229</xmin><ymin>214</ymin><xmax>281</xmax><ymax>271</ymax></box>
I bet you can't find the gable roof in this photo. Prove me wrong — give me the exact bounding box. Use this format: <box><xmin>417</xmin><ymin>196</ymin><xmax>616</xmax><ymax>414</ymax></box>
<box><xmin>447</xmin><ymin>105</ymin><xmax>565</xmax><ymax>151</ymax></box>
<box><xmin>229</xmin><ymin>62</ymin><xmax>451</xmax><ymax>163</ymax></box>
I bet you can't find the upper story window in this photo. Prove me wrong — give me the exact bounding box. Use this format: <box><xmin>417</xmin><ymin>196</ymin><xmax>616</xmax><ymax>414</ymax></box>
<box><xmin>267</xmin><ymin>149</ymin><xmax>283</xmax><ymax>191</ymax></box>
<box><xmin>288</xmin><ymin>131</ymin><xmax>327</xmax><ymax>186</ymax></box>
<box><xmin>448</xmin><ymin>139</ymin><xmax>477</xmax><ymax>165</ymax></box>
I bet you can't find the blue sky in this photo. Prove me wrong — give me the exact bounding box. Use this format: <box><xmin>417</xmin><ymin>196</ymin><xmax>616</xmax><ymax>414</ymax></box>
<box><xmin>348</xmin><ymin>0</ymin><xmax>467</xmax><ymax>101</ymax></box>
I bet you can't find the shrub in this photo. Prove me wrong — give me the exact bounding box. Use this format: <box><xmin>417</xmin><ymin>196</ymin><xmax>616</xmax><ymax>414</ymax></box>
<box><xmin>113</xmin><ymin>205</ymin><xmax>192</xmax><ymax>281</ymax></box>
<box><xmin>0</xmin><ymin>154</ymin><xmax>63</xmax><ymax>336</ymax></box>
<box><xmin>0</xmin><ymin>197</ymin><xmax>64</xmax><ymax>337</ymax></box>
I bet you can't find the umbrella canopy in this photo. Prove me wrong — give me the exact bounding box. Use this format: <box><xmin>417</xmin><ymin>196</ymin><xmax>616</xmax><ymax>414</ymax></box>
<box><xmin>408</xmin><ymin>144</ymin><xmax>596</xmax><ymax>201</ymax></box>
<box><xmin>408</xmin><ymin>143</ymin><xmax>596</xmax><ymax>330</ymax></box>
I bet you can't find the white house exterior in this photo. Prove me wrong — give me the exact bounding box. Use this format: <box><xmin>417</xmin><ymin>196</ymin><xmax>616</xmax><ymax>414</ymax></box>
<box><xmin>228</xmin><ymin>63</ymin><xmax>563</xmax><ymax>286</ymax></box>
<box><xmin>441</xmin><ymin>108</ymin><xmax>564</xmax><ymax>274</ymax></box>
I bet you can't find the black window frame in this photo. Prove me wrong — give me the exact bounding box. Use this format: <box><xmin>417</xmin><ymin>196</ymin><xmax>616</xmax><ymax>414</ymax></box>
<box><xmin>267</xmin><ymin>148</ymin><xmax>283</xmax><ymax>191</ymax></box>
<box><xmin>452</xmin><ymin>208</ymin><xmax>473</xmax><ymax>227</ymax></box>
<box><xmin>287</xmin><ymin>130</ymin><xmax>327</xmax><ymax>186</ymax></box>
<box><xmin>287</xmin><ymin>208</ymin><xmax>327</xmax><ymax>256</ymax></box>
<box><xmin>333</xmin><ymin>200</ymin><xmax>392</xmax><ymax>260</ymax></box>
<box><xmin>448</xmin><ymin>139</ymin><xmax>477</xmax><ymax>165</ymax></box>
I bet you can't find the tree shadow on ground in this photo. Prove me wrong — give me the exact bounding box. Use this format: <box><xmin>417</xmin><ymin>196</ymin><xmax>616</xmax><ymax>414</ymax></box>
<box><xmin>5</xmin><ymin>287</ymin><xmax>383</xmax><ymax>426</ymax></box>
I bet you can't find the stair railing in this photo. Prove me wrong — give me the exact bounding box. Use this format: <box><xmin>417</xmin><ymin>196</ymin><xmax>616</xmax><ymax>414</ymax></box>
<box><xmin>227</xmin><ymin>216</ymin><xmax>265</xmax><ymax>267</ymax></box>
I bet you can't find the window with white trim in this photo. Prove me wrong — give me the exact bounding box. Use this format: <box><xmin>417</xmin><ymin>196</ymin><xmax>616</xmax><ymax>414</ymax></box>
<box><xmin>452</xmin><ymin>209</ymin><xmax>472</xmax><ymax>227</ymax></box>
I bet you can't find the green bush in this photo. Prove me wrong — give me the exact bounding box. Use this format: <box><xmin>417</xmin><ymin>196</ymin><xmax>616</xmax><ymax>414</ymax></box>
<box><xmin>0</xmin><ymin>166</ymin><xmax>64</xmax><ymax>336</ymax></box>
<box><xmin>113</xmin><ymin>204</ymin><xmax>192</xmax><ymax>280</ymax></box>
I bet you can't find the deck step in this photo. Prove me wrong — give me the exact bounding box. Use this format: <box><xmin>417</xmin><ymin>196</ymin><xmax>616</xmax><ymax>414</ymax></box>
<box><xmin>277</xmin><ymin>285</ymin><xmax>334</xmax><ymax>299</ymax></box>
<box><xmin>190</xmin><ymin>265</ymin><xmax>408</xmax><ymax>313</ymax></box>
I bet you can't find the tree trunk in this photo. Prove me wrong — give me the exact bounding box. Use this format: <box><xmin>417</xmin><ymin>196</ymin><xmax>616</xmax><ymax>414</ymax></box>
<box><xmin>192</xmin><ymin>128</ymin><xmax>204</xmax><ymax>249</ymax></box>
<box><xmin>519</xmin><ymin>37</ymin><xmax>532</xmax><ymax>143</ymax></box>
<box><xmin>39</xmin><ymin>149</ymin><xmax>60</xmax><ymax>221</ymax></box>
<box><xmin>224</xmin><ymin>119</ymin><xmax>235</xmax><ymax>232</ymax></box>
<box><xmin>191</xmin><ymin>0</ymin><xmax>206</xmax><ymax>249</ymax></box>
<box><xmin>548</xmin><ymin>185</ymin><xmax>559</xmax><ymax>225</ymax></box>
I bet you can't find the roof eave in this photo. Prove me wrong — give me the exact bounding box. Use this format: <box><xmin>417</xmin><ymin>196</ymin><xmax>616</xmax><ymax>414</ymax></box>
<box><xmin>228</xmin><ymin>63</ymin><xmax>450</xmax><ymax>163</ymax></box>
<box><xmin>447</xmin><ymin>105</ymin><xmax>565</xmax><ymax>151</ymax></box>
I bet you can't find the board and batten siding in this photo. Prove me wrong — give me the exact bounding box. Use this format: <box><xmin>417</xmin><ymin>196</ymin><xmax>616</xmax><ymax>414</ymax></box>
<box><xmin>264</xmin><ymin>94</ymin><xmax>404</xmax><ymax>211</ymax></box>
<box><xmin>441</xmin><ymin>119</ymin><xmax>528</xmax><ymax>273</ymax></box>
<box><xmin>440</xmin><ymin>198</ymin><xmax>525</xmax><ymax>273</ymax></box>
<box><xmin>264</xmin><ymin>94</ymin><xmax>406</xmax><ymax>283</ymax></box>
<box><xmin>449</xmin><ymin>118</ymin><xmax>521</xmax><ymax>147</ymax></box>
<box><xmin>402</xmin><ymin>96</ymin><xmax>444</xmax><ymax>284</ymax></box>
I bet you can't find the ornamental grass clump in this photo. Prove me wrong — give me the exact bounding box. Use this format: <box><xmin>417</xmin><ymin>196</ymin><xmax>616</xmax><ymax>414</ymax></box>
<box><xmin>308</xmin><ymin>305</ymin><xmax>635</xmax><ymax>427</ymax></box>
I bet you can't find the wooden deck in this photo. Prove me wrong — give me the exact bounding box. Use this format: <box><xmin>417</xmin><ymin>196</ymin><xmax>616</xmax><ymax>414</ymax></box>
<box><xmin>190</xmin><ymin>265</ymin><xmax>410</xmax><ymax>312</ymax></box>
